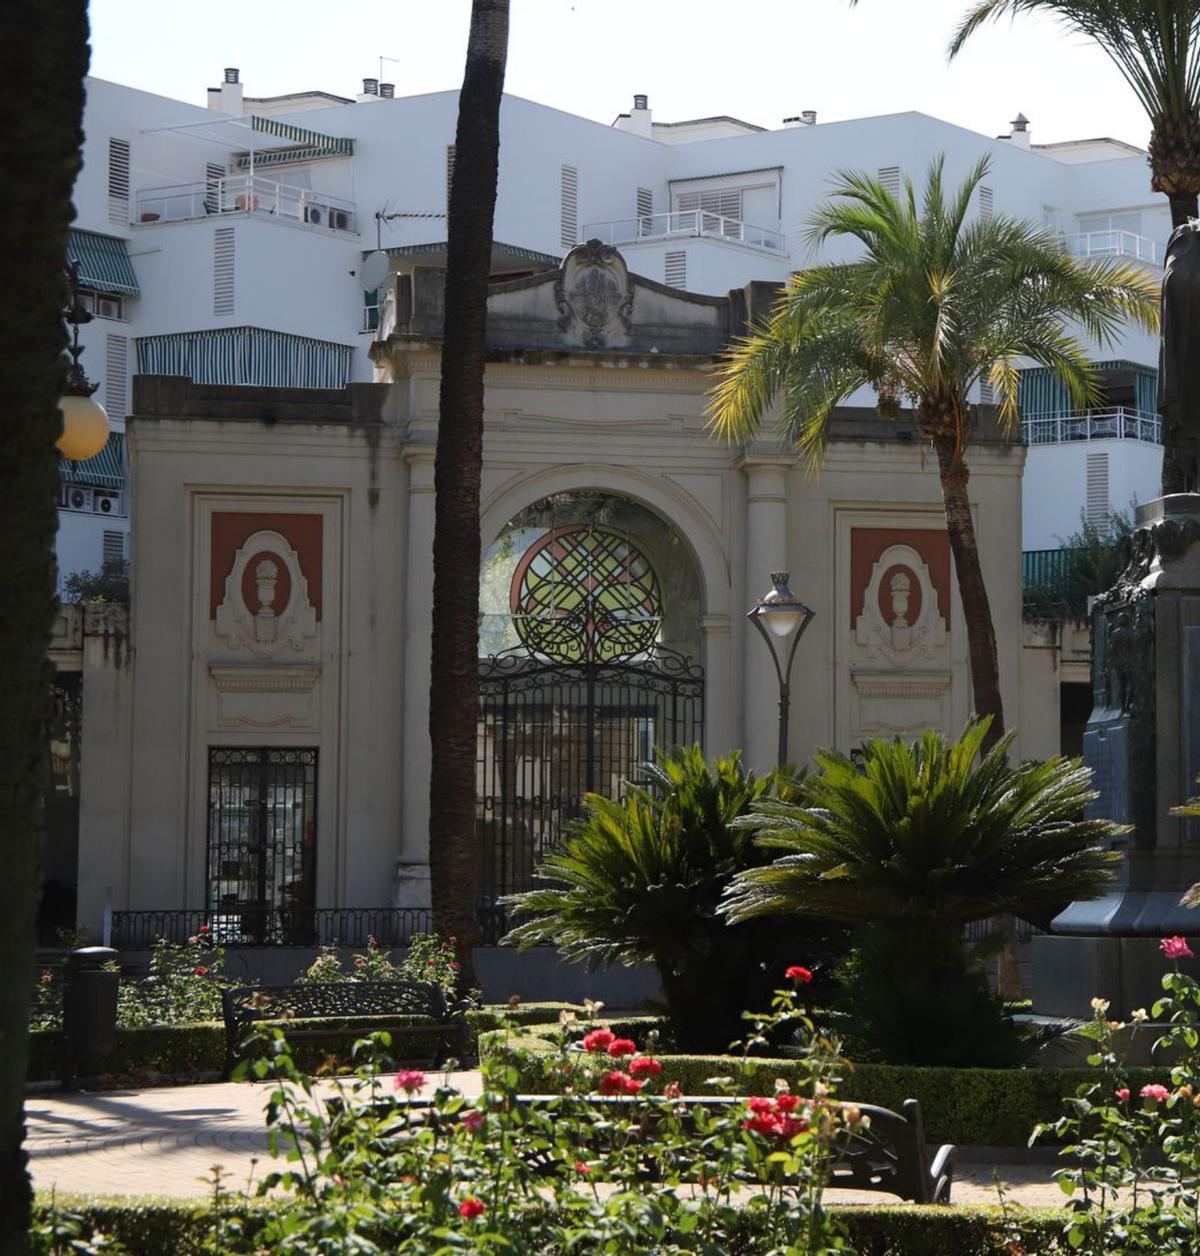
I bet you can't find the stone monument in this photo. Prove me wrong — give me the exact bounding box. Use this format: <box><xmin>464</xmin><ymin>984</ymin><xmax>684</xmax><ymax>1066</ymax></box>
<box><xmin>1032</xmin><ymin>221</ymin><xmax>1200</xmax><ymax>1017</ymax></box>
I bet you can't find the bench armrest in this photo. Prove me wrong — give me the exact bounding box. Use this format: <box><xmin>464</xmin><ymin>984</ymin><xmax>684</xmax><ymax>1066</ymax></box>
<box><xmin>928</xmin><ymin>1143</ymin><xmax>956</xmax><ymax>1204</ymax></box>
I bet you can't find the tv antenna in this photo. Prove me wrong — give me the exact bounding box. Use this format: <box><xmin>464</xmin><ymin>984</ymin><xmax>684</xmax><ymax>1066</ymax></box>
<box><xmin>379</xmin><ymin>54</ymin><xmax>399</xmax><ymax>83</ymax></box>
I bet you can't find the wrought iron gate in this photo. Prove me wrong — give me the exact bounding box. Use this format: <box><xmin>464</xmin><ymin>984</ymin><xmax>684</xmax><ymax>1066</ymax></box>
<box><xmin>476</xmin><ymin>648</ymin><xmax>704</xmax><ymax>908</ymax></box>
<box><xmin>206</xmin><ymin>747</ymin><xmax>317</xmax><ymax>945</ymax></box>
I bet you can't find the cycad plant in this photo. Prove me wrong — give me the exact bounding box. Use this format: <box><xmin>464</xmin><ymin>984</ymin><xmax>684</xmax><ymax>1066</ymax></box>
<box><xmin>709</xmin><ymin>156</ymin><xmax>1159</xmax><ymax>755</ymax></box>
<box><xmin>722</xmin><ymin>719</ymin><xmax>1123</xmax><ymax>1065</ymax></box>
<box><xmin>503</xmin><ymin>746</ymin><xmax>844</xmax><ymax>1051</ymax></box>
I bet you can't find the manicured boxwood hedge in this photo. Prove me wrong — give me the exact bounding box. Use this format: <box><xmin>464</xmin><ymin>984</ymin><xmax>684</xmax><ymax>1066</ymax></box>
<box><xmin>28</xmin><ymin>1015</ymin><xmax>453</xmax><ymax>1083</ymax></box>
<box><xmin>35</xmin><ymin>1194</ymin><xmax>1072</xmax><ymax>1255</ymax></box>
<box><xmin>477</xmin><ymin>1030</ymin><xmax>1171</xmax><ymax>1147</ymax></box>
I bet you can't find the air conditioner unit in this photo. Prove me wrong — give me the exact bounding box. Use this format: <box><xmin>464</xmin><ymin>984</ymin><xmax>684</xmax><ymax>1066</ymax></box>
<box><xmin>304</xmin><ymin>205</ymin><xmax>323</xmax><ymax>226</ymax></box>
<box><xmin>330</xmin><ymin>209</ymin><xmax>349</xmax><ymax>231</ymax></box>
<box><xmin>93</xmin><ymin>490</ymin><xmax>123</xmax><ymax>515</ymax></box>
<box><xmin>63</xmin><ymin>486</ymin><xmax>93</xmax><ymax>512</ymax></box>
<box><xmin>95</xmin><ymin>294</ymin><xmax>122</xmax><ymax>320</ymax></box>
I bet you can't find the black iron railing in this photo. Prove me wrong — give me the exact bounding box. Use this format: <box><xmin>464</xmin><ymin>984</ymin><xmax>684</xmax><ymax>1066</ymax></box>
<box><xmin>109</xmin><ymin>903</ymin><xmax>514</xmax><ymax>950</ymax></box>
<box><xmin>963</xmin><ymin>916</ymin><xmax>1043</xmax><ymax>944</ymax></box>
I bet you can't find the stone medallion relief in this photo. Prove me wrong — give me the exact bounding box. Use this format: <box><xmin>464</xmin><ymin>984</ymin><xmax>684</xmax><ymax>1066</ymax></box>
<box><xmin>555</xmin><ymin>240</ymin><xmax>634</xmax><ymax>349</ymax></box>
<box><xmin>854</xmin><ymin>542</ymin><xmax>947</xmax><ymax>667</ymax></box>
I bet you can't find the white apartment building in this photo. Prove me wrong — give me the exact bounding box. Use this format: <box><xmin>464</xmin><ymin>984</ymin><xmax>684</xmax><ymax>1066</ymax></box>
<box><xmin>62</xmin><ymin>68</ymin><xmax>1166</xmax><ymax>593</ymax></box>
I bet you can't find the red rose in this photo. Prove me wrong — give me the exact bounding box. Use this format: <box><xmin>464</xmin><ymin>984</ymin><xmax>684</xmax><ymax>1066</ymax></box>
<box><xmin>748</xmin><ymin>1096</ymin><xmax>775</xmax><ymax>1114</ymax></box>
<box><xmin>194</xmin><ymin>966</ymin><xmax>208</xmax><ymax>976</ymax></box>
<box><xmin>663</xmin><ymin>1081</ymin><xmax>682</xmax><ymax>1100</ymax></box>
<box><xmin>460</xmin><ymin>1109</ymin><xmax>485</xmax><ymax>1131</ymax></box>
<box><xmin>599</xmin><ymin>1070</ymin><xmax>632</xmax><ymax>1096</ymax></box>
<box><xmin>607</xmin><ymin>1038</ymin><xmax>637</xmax><ymax>1058</ymax></box>
<box><xmin>40</xmin><ymin>971</ymin><xmax>53</xmax><ymax>985</ymax></box>
<box><xmin>197</xmin><ymin>924</ymin><xmax>211</xmax><ymax>935</ymax></box>
<box><xmin>785</xmin><ymin>965</ymin><xmax>813</xmax><ymax>984</ymax></box>
<box><xmin>742</xmin><ymin>1113</ymin><xmax>781</xmax><ymax>1137</ymax></box>
<box><xmin>449</xmin><ymin>960</ymin><xmax>460</xmax><ymax>970</ymax></box>
<box><xmin>629</xmin><ymin>1057</ymin><xmax>662</xmax><ymax>1078</ymax></box>
<box><xmin>777</xmin><ymin>1115</ymin><xmax>809</xmax><ymax>1140</ymax></box>
<box><xmin>582</xmin><ymin>1028</ymin><xmax>616</xmax><ymax>1053</ymax></box>
<box><xmin>574</xmin><ymin>1161</ymin><xmax>591</xmax><ymax>1174</ymax></box>
<box><xmin>774</xmin><ymin>1092</ymin><xmax>800</xmax><ymax>1113</ymax></box>
<box><xmin>458</xmin><ymin>1197</ymin><xmax>485</xmax><ymax>1219</ymax></box>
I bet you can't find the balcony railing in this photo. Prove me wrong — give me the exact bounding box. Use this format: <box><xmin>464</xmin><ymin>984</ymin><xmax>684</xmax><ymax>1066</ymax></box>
<box><xmin>135</xmin><ymin>175</ymin><xmax>357</xmax><ymax>233</ymax></box>
<box><xmin>1022</xmin><ymin>407</ymin><xmax>1161</xmax><ymax>445</ymax></box>
<box><xmin>583</xmin><ymin>210</ymin><xmax>785</xmax><ymax>253</ymax></box>
<box><xmin>1063</xmin><ymin>229</ymin><xmax>1159</xmax><ymax>266</ymax></box>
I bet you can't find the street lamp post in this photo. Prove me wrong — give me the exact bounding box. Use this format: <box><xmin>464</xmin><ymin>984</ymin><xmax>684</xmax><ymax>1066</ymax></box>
<box><xmin>57</xmin><ymin>260</ymin><xmax>110</xmax><ymax>463</ymax></box>
<box><xmin>747</xmin><ymin>571</ymin><xmax>815</xmax><ymax>767</ymax></box>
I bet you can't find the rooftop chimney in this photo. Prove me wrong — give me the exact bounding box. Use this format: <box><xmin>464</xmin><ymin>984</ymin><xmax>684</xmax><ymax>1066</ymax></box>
<box><xmin>614</xmin><ymin>92</ymin><xmax>653</xmax><ymax>138</ymax></box>
<box><xmin>800</xmin><ymin>109</ymin><xmax>817</xmax><ymax>126</ymax></box>
<box><xmin>1009</xmin><ymin>112</ymin><xmax>1030</xmax><ymax>148</ymax></box>
<box><xmin>363</xmin><ymin>77</ymin><xmax>379</xmax><ymax>95</ymax></box>
<box><xmin>379</xmin><ymin>82</ymin><xmax>395</xmax><ymax>98</ymax></box>
<box><xmin>207</xmin><ymin>66</ymin><xmax>244</xmax><ymax>115</ymax></box>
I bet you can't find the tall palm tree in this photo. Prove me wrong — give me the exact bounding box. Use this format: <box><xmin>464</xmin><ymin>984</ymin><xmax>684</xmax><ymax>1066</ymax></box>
<box><xmin>949</xmin><ymin>1</ymin><xmax>1200</xmax><ymax>228</ymax></box>
<box><xmin>709</xmin><ymin>156</ymin><xmax>1159</xmax><ymax>757</ymax></box>
<box><xmin>0</xmin><ymin>3</ymin><xmax>88</xmax><ymax>1246</ymax></box>
<box><xmin>428</xmin><ymin>0</ymin><xmax>509</xmax><ymax>988</ymax></box>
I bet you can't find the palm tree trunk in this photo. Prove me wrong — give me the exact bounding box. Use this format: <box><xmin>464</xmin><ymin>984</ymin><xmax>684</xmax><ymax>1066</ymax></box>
<box><xmin>1167</xmin><ymin>191</ymin><xmax>1198</xmax><ymax>229</ymax></box>
<box><xmin>933</xmin><ymin>439</ymin><xmax>1021</xmax><ymax>997</ymax></box>
<box><xmin>428</xmin><ymin>0</ymin><xmax>509</xmax><ymax>989</ymax></box>
<box><xmin>0</xmin><ymin>3</ymin><xmax>87</xmax><ymax>1247</ymax></box>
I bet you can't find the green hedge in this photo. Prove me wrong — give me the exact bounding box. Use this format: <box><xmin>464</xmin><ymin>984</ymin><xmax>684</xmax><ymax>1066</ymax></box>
<box><xmin>28</xmin><ymin>1015</ymin><xmax>454</xmax><ymax>1083</ymax></box>
<box><xmin>477</xmin><ymin>1031</ymin><xmax>1170</xmax><ymax>1147</ymax></box>
<box><xmin>35</xmin><ymin>1194</ymin><xmax>1070</xmax><ymax>1255</ymax></box>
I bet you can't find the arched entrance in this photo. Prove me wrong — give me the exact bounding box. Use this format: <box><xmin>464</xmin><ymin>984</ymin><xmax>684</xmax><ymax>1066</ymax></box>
<box><xmin>477</xmin><ymin>493</ymin><xmax>705</xmax><ymax>923</ymax></box>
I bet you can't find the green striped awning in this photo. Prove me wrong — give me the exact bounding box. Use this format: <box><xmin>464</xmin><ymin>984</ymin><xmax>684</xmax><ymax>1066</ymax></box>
<box><xmin>61</xmin><ymin>431</ymin><xmax>126</xmax><ymax>488</ymax></box>
<box><xmin>135</xmin><ymin>326</ymin><xmax>353</xmax><ymax>389</ymax></box>
<box><xmin>234</xmin><ymin>115</ymin><xmax>354</xmax><ymax>169</ymax></box>
<box><xmin>67</xmin><ymin>230</ymin><xmax>140</xmax><ymax>297</ymax></box>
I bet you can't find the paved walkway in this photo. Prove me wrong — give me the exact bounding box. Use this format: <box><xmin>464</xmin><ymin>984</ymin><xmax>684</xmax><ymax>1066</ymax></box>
<box><xmin>29</xmin><ymin>1075</ymin><xmax>1066</xmax><ymax>1207</ymax></box>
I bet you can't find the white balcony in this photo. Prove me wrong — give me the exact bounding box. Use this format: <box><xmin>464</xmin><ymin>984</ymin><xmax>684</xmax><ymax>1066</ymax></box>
<box><xmin>1063</xmin><ymin>229</ymin><xmax>1159</xmax><ymax>266</ymax></box>
<box><xmin>135</xmin><ymin>175</ymin><xmax>356</xmax><ymax>234</ymax></box>
<box><xmin>583</xmin><ymin>210</ymin><xmax>786</xmax><ymax>254</ymax></box>
<box><xmin>1022</xmin><ymin>407</ymin><xmax>1161</xmax><ymax>445</ymax></box>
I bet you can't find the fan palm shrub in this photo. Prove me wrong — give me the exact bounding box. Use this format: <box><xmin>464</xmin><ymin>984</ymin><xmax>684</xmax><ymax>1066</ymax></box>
<box><xmin>502</xmin><ymin>746</ymin><xmax>845</xmax><ymax>1051</ymax></box>
<box><xmin>709</xmin><ymin>156</ymin><xmax>1159</xmax><ymax>756</ymax></box>
<box><xmin>722</xmin><ymin>719</ymin><xmax>1124</xmax><ymax>1065</ymax></box>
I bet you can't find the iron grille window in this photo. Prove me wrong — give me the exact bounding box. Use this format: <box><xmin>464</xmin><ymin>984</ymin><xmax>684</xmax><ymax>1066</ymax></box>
<box><xmin>206</xmin><ymin>747</ymin><xmax>317</xmax><ymax>944</ymax></box>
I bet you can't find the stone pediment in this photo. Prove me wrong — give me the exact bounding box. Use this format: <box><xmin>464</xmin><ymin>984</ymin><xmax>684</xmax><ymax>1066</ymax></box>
<box><xmin>484</xmin><ymin>240</ymin><xmax>733</xmax><ymax>357</ymax></box>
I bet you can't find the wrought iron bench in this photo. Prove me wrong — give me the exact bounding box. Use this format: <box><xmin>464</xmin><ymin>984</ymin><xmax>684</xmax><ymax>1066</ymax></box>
<box><xmin>372</xmin><ymin>1093</ymin><xmax>955</xmax><ymax>1204</ymax></box>
<box><xmin>221</xmin><ymin>981</ymin><xmax>463</xmax><ymax>1079</ymax></box>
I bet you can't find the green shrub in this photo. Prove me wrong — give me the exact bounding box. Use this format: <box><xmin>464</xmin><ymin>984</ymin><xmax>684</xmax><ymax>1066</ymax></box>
<box><xmin>477</xmin><ymin>1031</ymin><xmax>1172</xmax><ymax>1147</ymax></box>
<box><xmin>296</xmin><ymin>933</ymin><xmax>462</xmax><ymax>997</ymax></box>
<box><xmin>33</xmin><ymin>1195</ymin><xmax>1071</xmax><ymax>1256</ymax></box>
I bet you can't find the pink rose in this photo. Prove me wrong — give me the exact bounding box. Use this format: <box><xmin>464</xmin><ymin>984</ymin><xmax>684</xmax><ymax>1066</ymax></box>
<box><xmin>1140</xmin><ymin>1083</ymin><xmax>1170</xmax><ymax>1104</ymax></box>
<box><xmin>1116</xmin><ymin>1088</ymin><xmax>1130</xmax><ymax>1102</ymax></box>
<box><xmin>1161</xmin><ymin>936</ymin><xmax>1194</xmax><ymax>961</ymax></box>
<box><xmin>393</xmin><ymin>1069</ymin><xmax>426</xmax><ymax>1094</ymax></box>
<box><xmin>460</xmin><ymin>1109</ymin><xmax>484</xmax><ymax>1131</ymax></box>
<box><xmin>785</xmin><ymin>965</ymin><xmax>814</xmax><ymax>984</ymax></box>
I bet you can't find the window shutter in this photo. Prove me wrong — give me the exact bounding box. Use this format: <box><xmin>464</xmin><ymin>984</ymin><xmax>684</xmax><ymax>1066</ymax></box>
<box><xmin>877</xmin><ymin>166</ymin><xmax>901</xmax><ymax>198</ymax></box>
<box><xmin>102</xmin><ymin>530</ymin><xmax>125</xmax><ymax>564</ymax></box>
<box><xmin>980</xmin><ymin>185</ymin><xmax>994</xmax><ymax>221</ymax></box>
<box><xmin>980</xmin><ymin>377</ymin><xmax>995</xmax><ymax>405</ymax></box>
<box><xmin>205</xmin><ymin>162</ymin><xmax>225</xmax><ymax>213</ymax></box>
<box><xmin>105</xmin><ymin>334</ymin><xmax>129</xmax><ymax>418</ymax></box>
<box><xmin>1086</xmin><ymin>453</ymin><xmax>1110</xmax><ymax>525</ymax></box>
<box><xmin>677</xmin><ymin>187</ymin><xmax>743</xmax><ymax>235</ymax></box>
<box><xmin>108</xmin><ymin>138</ymin><xmax>131</xmax><ymax>224</ymax></box>
<box><xmin>665</xmin><ymin>250</ymin><xmax>687</xmax><ymax>289</ymax></box>
<box><xmin>213</xmin><ymin>227</ymin><xmax>235</xmax><ymax>316</ymax></box>
<box><xmin>637</xmin><ymin>186</ymin><xmax>653</xmax><ymax>235</ymax></box>
<box><xmin>560</xmin><ymin>165</ymin><xmax>579</xmax><ymax>250</ymax></box>
<box><xmin>446</xmin><ymin>144</ymin><xmax>456</xmax><ymax>208</ymax></box>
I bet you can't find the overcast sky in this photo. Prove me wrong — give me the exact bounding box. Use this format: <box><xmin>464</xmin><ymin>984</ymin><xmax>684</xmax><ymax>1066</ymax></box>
<box><xmin>89</xmin><ymin>0</ymin><xmax>1152</xmax><ymax>150</ymax></box>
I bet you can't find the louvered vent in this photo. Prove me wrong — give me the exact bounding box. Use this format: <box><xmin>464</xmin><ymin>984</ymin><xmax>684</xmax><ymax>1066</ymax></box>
<box><xmin>446</xmin><ymin>144</ymin><xmax>456</xmax><ymax>208</ymax></box>
<box><xmin>102</xmin><ymin>530</ymin><xmax>126</xmax><ymax>564</ymax></box>
<box><xmin>1086</xmin><ymin>453</ymin><xmax>1110</xmax><ymax>525</ymax></box>
<box><xmin>205</xmin><ymin>162</ymin><xmax>225</xmax><ymax>213</ymax></box>
<box><xmin>665</xmin><ymin>250</ymin><xmax>687</xmax><ymax>289</ymax></box>
<box><xmin>213</xmin><ymin>227</ymin><xmax>235</xmax><ymax>316</ymax></box>
<box><xmin>637</xmin><ymin>186</ymin><xmax>653</xmax><ymax>236</ymax></box>
<box><xmin>980</xmin><ymin>377</ymin><xmax>995</xmax><ymax>405</ymax></box>
<box><xmin>105</xmin><ymin>335</ymin><xmax>129</xmax><ymax>418</ymax></box>
<box><xmin>980</xmin><ymin>185</ymin><xmax>994</xmax><ymax>221</ymax></box>
<box><xmin>877</xmin><ymin>166</ymin><xmax>901</xmax><ymax>198</ymax></box>
<box><xmin>560</xmin><ymin>165</ymin><xmax>579</xmax><ymax>251</ymax></box>
<box><xmin>108</xmin><ymin>138</ymin><xmax>131</xmax><ymax>224</ymax></box>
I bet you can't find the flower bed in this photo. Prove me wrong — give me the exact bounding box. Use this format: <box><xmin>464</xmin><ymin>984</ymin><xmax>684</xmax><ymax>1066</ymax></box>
<box><xmin>477</xmin><ymin>1029</ymin><xmax>1171</xmax><ymax>1148</ymax></box>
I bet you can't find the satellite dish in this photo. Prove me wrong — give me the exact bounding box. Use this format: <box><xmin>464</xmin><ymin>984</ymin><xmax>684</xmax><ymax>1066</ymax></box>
<box><xmin>358</xmin><ymin>250</ymin><xmax>389</xmax><ymax>291</ymax></box>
